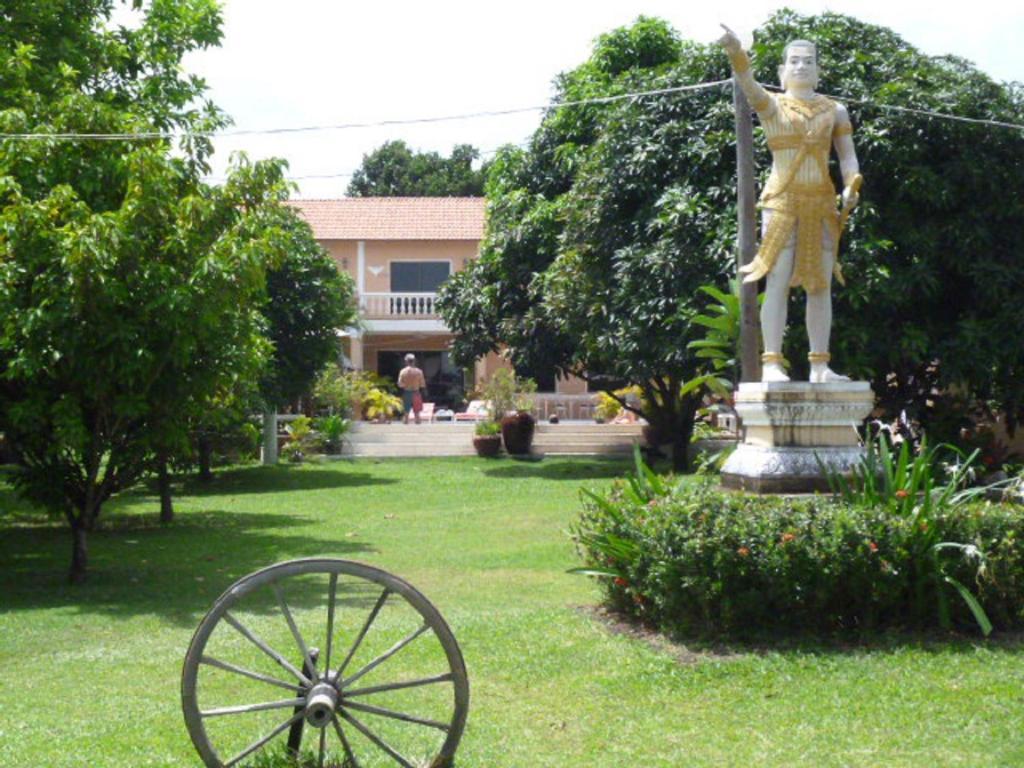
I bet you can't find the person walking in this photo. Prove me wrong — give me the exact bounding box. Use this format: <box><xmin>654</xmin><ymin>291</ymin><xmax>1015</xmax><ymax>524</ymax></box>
<box><xmin>397</xmin><ymin>353</ymin><xmax>427</xmax><ymax>424</ymax></box>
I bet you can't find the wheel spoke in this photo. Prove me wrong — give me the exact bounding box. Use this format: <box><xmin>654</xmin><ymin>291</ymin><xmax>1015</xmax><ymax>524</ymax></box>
<box><xmin>183</xmin><ymin>561</ymin><xmax>469</xmax><ymax>768</ymax></box>
<box><xmin>200</xmin><ymin>655</ymin><xmax>302</xmax><ymax>693</ymax></box>
<box><xmin>331</xmin><ymin>715</ymin><xmax>358</xmax><ymax>766</ymax></box>
<box><xmin>340</xmin><ymin>624</ymin><xmax>429</xmax><ymax>689</ymax></box>
<box><xmin>324</xmin><ymin>573</ymin><xmax>339</xmax><ymax>672</ymax></box>
<box><xmin>223</xmin><ymin>611</ymin><xmax>312</xmax><ymax>686</ymax></box>
<box><xmin>339</xmin><ymin>708</ymin><xmax>415</xmax><ymax>768</ymax></box>
<box><xmin>224</xmin><ymin>711</ymin><xmax>304</xmax><ymax>767</ymax></box>
<box><xmin>343</xmin><ymin>699</ymin><xmax>450</xmax><ymax>732</ymax></box>
<box><xmin>201</xmin><ymin>698</ymin><xmax>307</xmax><ymax>718</ymax></box>
<box><xmin>335</xmin><ymin>588</ymin><xmax>390</xmax><ymax>682</ymax></box>
<box><xmin>273</xmin><ymin>582</ymin><xmax>319</xmax><ymax>681</ymax></box>
<box><xmin>344</xmin><ymin>672</ymin><xmax>454</xmax><ymax>699</ymax></box>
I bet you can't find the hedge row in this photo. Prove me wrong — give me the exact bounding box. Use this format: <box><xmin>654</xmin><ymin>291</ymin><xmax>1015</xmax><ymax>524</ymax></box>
<box><xmin>573</xmin><ymin>478</ymin><xmax>1024</xmax><ymax>637</ymax></box>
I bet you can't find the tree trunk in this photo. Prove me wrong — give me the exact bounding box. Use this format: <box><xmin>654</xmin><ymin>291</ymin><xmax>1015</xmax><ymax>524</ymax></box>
<box><xmin>83</xmin><ymin>508</ymin><xmax>99</xmax><ymax>532</ymax></box>
<box><xmin>197</xmin><ymin>433</ymin><xmax>213</xmax><ymax>482</ymax></box>
<box><xmin>670</xmin><ymin>399</ymin><xmax>699</xmax><ymax>473</ymax></box>
<box><xmin>70</xmin><ymin>519</ymin><xmax>88</xmax><ymax>584</ymax></box>
<box><xmin>262</xmin><ymin>411</ymin><xmax>278</xmax><ymax>465</ymax></box>
<box><xmin>671</xmin><ymin>420</ymin><xmax>692</xmax><ymax>473</ymax></box>
<box><xmin>158</xmin><ymin>457</ymin><xmax>174</xmax><ymax>524</ymax></box>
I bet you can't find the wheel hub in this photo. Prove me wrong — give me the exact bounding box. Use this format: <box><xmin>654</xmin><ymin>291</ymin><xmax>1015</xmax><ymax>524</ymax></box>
<box><xmin>304</xmin><ymin>681</ymin><xmax>338</xmax><ymax>728</ymax></box>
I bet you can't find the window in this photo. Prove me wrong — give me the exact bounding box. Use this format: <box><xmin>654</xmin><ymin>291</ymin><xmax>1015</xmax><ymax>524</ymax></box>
<box><xmin>390</xmin><ymin>261</ymin><xmax>450</xmax><ymax>293</ymax></box>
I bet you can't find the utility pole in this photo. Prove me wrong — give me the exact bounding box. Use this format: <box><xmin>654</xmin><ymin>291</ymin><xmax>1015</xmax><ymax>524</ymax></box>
<box><xmin>733</xmin><ymin>80</ymin><xmax>761</xmax><ymax>383</ymax></box>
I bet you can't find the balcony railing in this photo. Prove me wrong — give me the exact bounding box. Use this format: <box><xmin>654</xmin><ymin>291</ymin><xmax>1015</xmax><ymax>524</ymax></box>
<box><xmin>360</xmin><ymin>292</ymin><xmax>440</xmax><ymax>320</ymax></box>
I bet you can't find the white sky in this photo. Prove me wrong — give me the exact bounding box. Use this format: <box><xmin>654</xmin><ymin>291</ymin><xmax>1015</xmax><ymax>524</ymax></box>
<box><xmin>170</xmin><ymin>0</ymin><xmax>1023</xmax><ymax>198</ymax></box>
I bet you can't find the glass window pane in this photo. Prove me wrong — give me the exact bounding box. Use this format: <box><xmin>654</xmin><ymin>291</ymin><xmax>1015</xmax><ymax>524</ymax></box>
<box><xmin>390</xmin><ymin>262</ymin><xmax>451</xmax><ymax>292</ymax></box>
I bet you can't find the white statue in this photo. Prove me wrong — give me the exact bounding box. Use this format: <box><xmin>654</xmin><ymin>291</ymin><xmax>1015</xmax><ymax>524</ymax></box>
<box><xmin>718</xmin><ymin>26</ymin><xmax>862</xmax><ymax>383</ymax></box>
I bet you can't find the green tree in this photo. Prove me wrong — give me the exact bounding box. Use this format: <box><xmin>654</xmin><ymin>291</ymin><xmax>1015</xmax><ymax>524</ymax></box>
<box><xmin>181</xmin><ymin>208</ymin><xmax>357</xmax><ymax>490</ymax></box>
<box><xmin>259</xmin><ymin>210</ymin><xmax>358</xmax><ymax>411</ymax></box>
<box><xmin>440</xmin><ymin>12</ymin><xmax>1024</xmax><ymax>467</ymax></box>
<box><xmin>347</xmin><ymin>140</ymin><xmax>489</xmax><ymax>196</ymax></box>
<box><xmin>439</xmin><ymin>17</ymin><xmax>733</xmax><ymax>469</ymax></box>
<box><xmin>0</xmin><ymin>0</ymin><xmax>294</xmax><ymax>581</ymax></box>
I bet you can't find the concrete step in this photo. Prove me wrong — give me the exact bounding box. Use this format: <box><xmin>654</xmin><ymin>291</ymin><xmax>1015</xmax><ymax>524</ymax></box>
<box><xmin>542</xmin><ymin>447</ymin><xmax>635</xmax><ymax>456</ymax></box>
<box><xmin>536</xmin><ymin>438</ymin><xmax>638</xmax><ymax>444</ymax></box>
<box><xmin>535</xmin><ymin>423</ymin><xmax>643</xmax><ymax>434</ymax></box>
<box><xmin>348</xmin><ymin>422</ymin><xmax>642</xmax><ymax>433</ymax></box>
<box><xmin>345</xmin><ymin>444</ymin><xmax>634</xmax><ymax>458</ymax></box>
<box><xmin>346</xmin><ymin>435</ymin><xmax>474</xmax><ymax>445</ymax></box>
<box><xmin>345</xmin><ymin>444</ymin><xmax>477</xmax><ymax>457</ymax></box>
<box><xmin>343</xmin><ymin>421</ymin><xmax>644</xmax><ymax>457</ymax></box>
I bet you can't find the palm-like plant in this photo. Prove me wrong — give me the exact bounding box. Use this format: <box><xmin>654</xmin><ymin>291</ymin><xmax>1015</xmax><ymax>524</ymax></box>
<box><xmin>824</xmin><ymin>435</ymin><xmax>995</xmax><ymax>635</ymax></box>
<box><xmin>688</xmin><ymin>281</ymin><xmax>762</xmax><ymax>388</ymax></box>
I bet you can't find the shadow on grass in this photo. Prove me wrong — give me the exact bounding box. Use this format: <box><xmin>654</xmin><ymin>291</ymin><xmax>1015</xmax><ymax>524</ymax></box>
<box><xmin>584</xmin><ymin>604</ymin><xmax>1024</xmax><ymax>661</ymax></box>
<box><xmin>0</xmin><ymin>507</ymin><xmax>378</xmax><ymax>627</ymax></box>
<box><xmin>0</xmin><ymin>464</ymin><xmax>397</xmax><ymax>517</ymax></box>
<box><xmin>174</xmin><ymin>463</ymin><xmax>399</xmax><ymax>497</ymax></box>
<box><xmin>480</xmin><ymin>457</ymin><xmax>632</xmax><ymax>481</ymax></box>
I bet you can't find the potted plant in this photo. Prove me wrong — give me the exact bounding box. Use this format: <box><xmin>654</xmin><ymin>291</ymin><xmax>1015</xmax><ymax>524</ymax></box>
<box><xmin>315</xmin><ymin>414</ymin><xmax>351</xmax><ymax>454</ymax></box>
<box><xmin>480</xmin><ymin>369</ymin><xmax>517</xmax><ymax>421</ymax></box>
<box><xmin>501</xmin><ymin>385</ymin><xmax>540</xmax><ymax>456</ymax></box>
<box><xmin>480</xmin><ymin>370</ymin><xmax>538</xmax><ymax>455</ymax></box>
<box><xmin>473</xmin><ymin>420</ymin><xmax>502</xmax><ymax>457</ymax></box>
<box><xmin>282</xmin><ymin>415</ymin><xmax>315</xmax><ymax>463</ymax></box>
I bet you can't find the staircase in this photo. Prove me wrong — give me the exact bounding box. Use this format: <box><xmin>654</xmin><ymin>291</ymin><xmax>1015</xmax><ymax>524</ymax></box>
<box><xmin>342</xmin><ymin>422</ymin><xmax>643</xmax><ymax>458</ymax></box>
<box><xmin>533</xmin><ymin>423</ymin><xmax>642</xmax><ymax>457</ymax></box>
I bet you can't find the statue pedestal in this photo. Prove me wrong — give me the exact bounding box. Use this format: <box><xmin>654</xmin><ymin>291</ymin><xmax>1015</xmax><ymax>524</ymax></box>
<box><xmin>720</xmin><ymin>382</ymin><xmax>874</xmax><ymax>494</ymax></box>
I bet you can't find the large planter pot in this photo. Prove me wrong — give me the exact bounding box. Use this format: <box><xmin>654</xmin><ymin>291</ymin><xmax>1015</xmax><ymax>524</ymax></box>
<box><xmin>501</xmin><ymin>411</ymin><xmax>536</xmax><ymax>455</ymax></box>
<box><xmin>472</xmin><ymin>435</ymin><xmax>502</xmax><ymax>458</ymax></box>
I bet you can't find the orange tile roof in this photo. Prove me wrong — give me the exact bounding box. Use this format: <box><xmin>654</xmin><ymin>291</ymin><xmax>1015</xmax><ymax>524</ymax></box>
<box><xmin>289</xmin><ymin>197</ymin><xmax>485</xmax><ymax>241</ymax></box>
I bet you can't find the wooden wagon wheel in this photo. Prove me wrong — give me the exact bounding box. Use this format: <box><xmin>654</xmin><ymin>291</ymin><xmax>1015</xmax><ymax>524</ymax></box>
<box><xmin>182</xmin><ymin>558</ymin><xmax>469</xmax><ymax>767</ymax></box>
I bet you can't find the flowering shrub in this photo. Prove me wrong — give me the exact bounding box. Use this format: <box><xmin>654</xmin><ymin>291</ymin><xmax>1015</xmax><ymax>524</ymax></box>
<box><xmin>594</xmin><ymin>386</ymin><xmax>643</xmax><ymax>422</ymax></box>
<box><xmin>571</xmin><ymin>461</ymin><xmax>1024</xmax><ymax>637</ymax></box>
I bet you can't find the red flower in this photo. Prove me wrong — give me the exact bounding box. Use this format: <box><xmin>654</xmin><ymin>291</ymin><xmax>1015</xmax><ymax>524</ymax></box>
<box><xmin>868</xmin><ymin>541</ymin><xmax>879</xmax><ymax>553</ymax></box>
<box><xmin>895</xmin><ymin>489</ymin><xmax>910</xmax><ymax>500</ymax></box>
<box><xmin>613</xmin><ymin>577</ymin><xmax>628</xmax><ymax>588</ymax></box>
<box><xmin>737</xmin><ymin>546</ymin><xmax>751</xmax><ymax>557</ymax></box>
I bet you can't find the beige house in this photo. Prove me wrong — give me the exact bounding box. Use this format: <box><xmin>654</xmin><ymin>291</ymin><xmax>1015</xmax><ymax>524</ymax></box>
<box><xmin>291</xmin><ymin>197</ymin><xmax>587</xmax><ymax>409</ymax></box>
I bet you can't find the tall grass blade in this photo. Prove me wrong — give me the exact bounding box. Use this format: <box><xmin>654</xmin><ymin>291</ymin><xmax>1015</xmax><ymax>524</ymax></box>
<box><xmin>580</xmin><ymin>488</ymin><xmax>627</xmax><ymax>524</ymax></box>
<box><xmin>943</xmin><ymin>575</ymin><xmax>994</xmax><ymax>637</ymax></box>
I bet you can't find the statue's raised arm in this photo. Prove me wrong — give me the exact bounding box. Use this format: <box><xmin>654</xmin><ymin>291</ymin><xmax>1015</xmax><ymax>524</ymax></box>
<box><xmin>717</xmin><ymin>25</ymin><xmax>775</xmax><ymax>117</ymax></box>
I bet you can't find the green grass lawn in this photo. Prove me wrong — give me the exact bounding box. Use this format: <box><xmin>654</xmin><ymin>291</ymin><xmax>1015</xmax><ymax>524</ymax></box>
<box><xmin>1</xmin><ymin>457</ymin><xmax>1022</xmax><ymax>767</ymax></box>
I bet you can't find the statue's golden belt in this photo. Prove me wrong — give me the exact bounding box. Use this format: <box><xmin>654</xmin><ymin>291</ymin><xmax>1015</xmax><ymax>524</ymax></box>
<box><xmin>762</xmin><ymin>182</ymin><xmax>835</xmax><ymax>206</ymax></box>
<box><xmin>741</xmin><ymin>189</ymin><xmax>840</xmax><ymax>295</ymax></box>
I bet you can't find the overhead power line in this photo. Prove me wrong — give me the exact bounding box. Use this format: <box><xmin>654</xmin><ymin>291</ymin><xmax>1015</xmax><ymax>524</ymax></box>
<box><xmin>1</xmin><ymin>77</ymin><xmax>1020</xmax><ymax>147</ymax></box>
<box><xmin>0</xmin><ymin>80</ymin><xmax>733</xmax><ymax>141</ymax></box>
